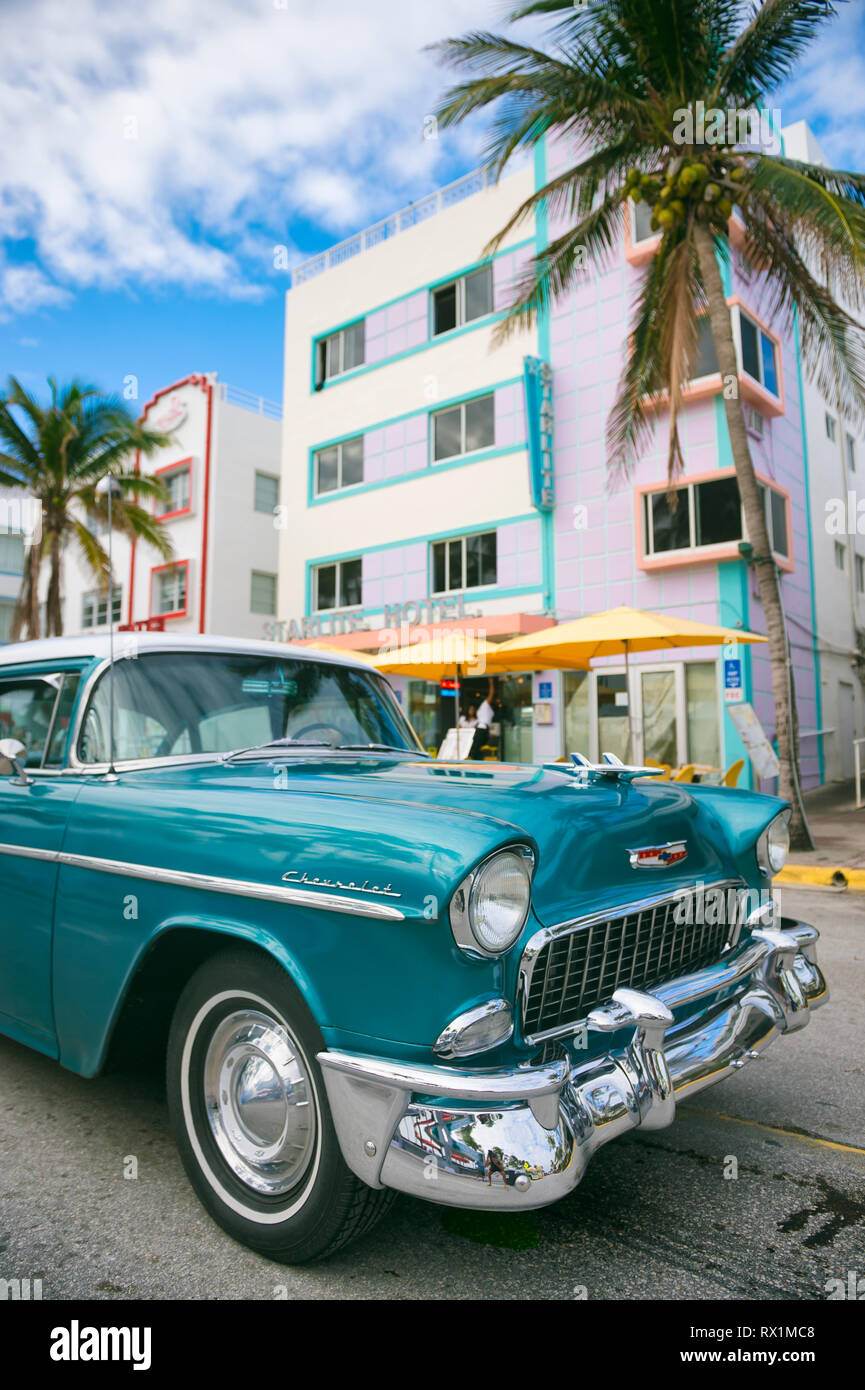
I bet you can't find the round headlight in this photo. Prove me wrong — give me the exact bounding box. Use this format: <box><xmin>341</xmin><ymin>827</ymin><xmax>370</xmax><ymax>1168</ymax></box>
<box><xmin>757</xmin><ymin>812</ymin><xmax>790</xmax><ymax>875</ymax></box>
<box><xmin>450</xmin><ymin>848</ymin><xmax>532</xmax><ymax>957</ymax></box>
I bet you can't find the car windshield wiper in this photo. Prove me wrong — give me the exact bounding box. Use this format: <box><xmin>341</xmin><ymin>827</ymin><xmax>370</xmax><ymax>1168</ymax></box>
<box><xmin>336</xmin><ymin>743</ymin><xmax>430</xmax><ymax>757</ymax></box>
<box><xmin>223</xmin><ymin>737</ymin><xmax>336</xmax><ymax>762</ymax></box>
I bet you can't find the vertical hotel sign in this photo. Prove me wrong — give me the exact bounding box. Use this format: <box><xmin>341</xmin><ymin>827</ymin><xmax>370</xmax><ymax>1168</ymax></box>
<box><xmin>523</xmin><ymin>357</ymin><xmax>554</xmax><ymax>510</ymax></box>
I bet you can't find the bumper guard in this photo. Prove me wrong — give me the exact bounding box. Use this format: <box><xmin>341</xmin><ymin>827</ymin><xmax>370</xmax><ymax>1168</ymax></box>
<box><xmin>317</xmin><ymin>918</ymin><xmax>827</xmax><ymax>1210</ymax></box>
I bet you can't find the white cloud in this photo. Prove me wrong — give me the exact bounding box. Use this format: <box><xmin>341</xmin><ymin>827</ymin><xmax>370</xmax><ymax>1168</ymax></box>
<box><xmin>0</xmin><ymin>263</ymin><xmax>71</xmax><ymax>318</ymax></box>
<box><xmin>1</xmin><ymin>0</ymin><xmax>857</xmax><ymax>318</ymax></box>
<box><xmin>777</xmin><ymin>5</ymin><xmax>865</xmax><ymax>168</ymax></box>
<box><xmin>0</xmin><ymin>0</ymin><xmax>497</xmax><ymax>311</ymax></box>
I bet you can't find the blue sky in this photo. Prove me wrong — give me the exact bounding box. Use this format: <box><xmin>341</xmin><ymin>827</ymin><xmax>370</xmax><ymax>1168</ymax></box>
<box><xmin>1</xmin><ymin>0</ymin><xmax>863</xmax><ymax>412</ymax></box>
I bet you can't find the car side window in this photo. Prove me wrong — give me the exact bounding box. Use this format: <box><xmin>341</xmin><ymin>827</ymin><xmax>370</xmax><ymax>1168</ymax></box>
<box><xmin>43</xmin><ymin>674</ymin><xmax>81</xmax><ymax>767</ymax></box>
<box><xmin>0</xmin><ymin>674</ymin><xmax>66</xmax><ymax>767</ymax></box>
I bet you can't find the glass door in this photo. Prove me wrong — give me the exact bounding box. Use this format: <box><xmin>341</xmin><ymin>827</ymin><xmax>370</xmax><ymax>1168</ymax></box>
<box><xmin>596</xmin><ymin>672</ymin><xmax>631</xmax><ymax>762</ymax></box>
<box><xmin>638</xmin><ymin>668</ymin><xmax>681</xmax><ymax>767</ymax></box>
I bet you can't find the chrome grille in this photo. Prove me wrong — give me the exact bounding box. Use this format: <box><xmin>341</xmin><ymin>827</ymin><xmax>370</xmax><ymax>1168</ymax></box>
<box><xmin>520</xmin><ymin>883</ymin><xmax>745</xmax><ymax>1043</ymax></box>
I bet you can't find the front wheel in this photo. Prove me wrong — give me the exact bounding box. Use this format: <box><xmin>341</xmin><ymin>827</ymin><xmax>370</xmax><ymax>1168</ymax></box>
<box><xmin>166</xmin><ymin>949</ymin><xmax>393</xmax><ymax>1263</ymax></box>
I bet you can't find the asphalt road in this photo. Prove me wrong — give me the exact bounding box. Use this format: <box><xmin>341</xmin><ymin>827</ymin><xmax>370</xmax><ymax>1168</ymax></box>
<box><xmin>1</xmin><ymin>888</ymin><xmax>863</xmax><ymax>1301</ymax></box>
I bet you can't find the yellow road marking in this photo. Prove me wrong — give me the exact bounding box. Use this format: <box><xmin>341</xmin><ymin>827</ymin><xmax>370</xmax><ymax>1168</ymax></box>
<box><xmin>681</xmin><ymin>1106</ymin><xmax>865</xmax><ymax>1157</ymax></box>
<box><xmin>775</xmin><ymin>864</ymin><xmax>865</xmax><ymax>891</ymax></box>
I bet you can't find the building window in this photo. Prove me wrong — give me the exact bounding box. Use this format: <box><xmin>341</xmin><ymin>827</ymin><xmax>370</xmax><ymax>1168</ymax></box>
<box><xmin>153</xmin><ymin>563</ymin><xmax>188</xmax><ymax>617</ymax></box>
<box><xmin>856</xmin><ymin>554</ymin><xmax>864</xmax><ymax>594</ymax></box>
<box><xmin>691</xmin><ymin>317</ymin><xmax>719</xmax><ymax>379</ymax></box>
<box><xmin>431</xmin><ymin>530</ymin><xmax>497</xmax><ymax>593</ymax></box>
<box><xmin>642</xmin><ymin>474</ymin><xmax>789</xmax><ymax>561</ymax></box>
<box><xmin>432</xmin><ymin>394</ymin><xmax>495</xmax><ymax>462</ymax></box>
<box><xmin>631</xmin><ymin>200</ymin><xmax>656</xmax><ymax>244</ymax></box>
<box><xmin>738</xmin><ymin>309</ymin><xmax>779</xmax><ymax>397</ymax></box>
<box><xmin>0</xmin><ymin>531</ymin><xmax>25</xmax><ymax>575</ymax></box>
<box><xmin>254</xmin><ymin>471</ymin><xmax>280</xmax><ymax>514</ymax></box>
<box><xmin>825</xmin><ymin>412</ymin><xmax>837</xmax><ymax>442</ymax></box>
<box><xmin>314</xmin><ymin>436</ymin><xmax>364</xmax><ymax>495</ymax></box>
<box><xmin>313</xmin><ymin>557</ymin><xmax>362</xmax><ymax>611</ymax></box>
<box><xmin>431</xmin><ymin>265</ymin><xmax>493</xmax><ymax>336</ymax></box>
<box><xmin>155</xmin><ymin>461</ymin><xmax>191</xmax><ymax>517</ymax></box>
<box><xmin>845</xmin><ymin>432</ymin><xmax>856</xmax><ymax>472</ymax></box>
<box><xmin>250</xmin><ymin>570</ymin><xmax>277</xmax><ymax>615</ymax></box>
<box><xmin>835</xmin><ymin>541</ymin><xmax>847</xmax><ymax>571</ymax></box>
<box><xmin>315</xmin><ymin>320</ymin><xmax>365</xmax><ymax>385</ymax></box>
<box><xmin>81</xmin><ymin>586</ymin><xmax>122</xmax><ymax>630</ymax></box>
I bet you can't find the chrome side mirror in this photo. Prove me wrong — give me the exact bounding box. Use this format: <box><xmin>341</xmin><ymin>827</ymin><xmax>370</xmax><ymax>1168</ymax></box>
<box><xmin>0</xmin><ymin>738</ymin><xmax>32</xmax><ymax>785</ymax></box>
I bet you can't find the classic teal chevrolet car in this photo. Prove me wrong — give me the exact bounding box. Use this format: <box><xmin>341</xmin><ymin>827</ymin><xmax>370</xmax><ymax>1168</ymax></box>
<box><xmin>0</xmin><ymin>634</ymin><xmax>826</xmax><ymax>1262</ymax></box>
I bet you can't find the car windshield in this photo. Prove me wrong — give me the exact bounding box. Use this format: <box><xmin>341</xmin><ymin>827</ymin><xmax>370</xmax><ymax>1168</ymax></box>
<box><xmin>77</xmin><ymin>651</ymin><xmax>423</xmax><ymax>764</ymax></box>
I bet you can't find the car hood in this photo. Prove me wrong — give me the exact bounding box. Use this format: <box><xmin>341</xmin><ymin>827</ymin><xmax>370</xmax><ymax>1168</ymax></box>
<box><xmin>99</xmin><ymin>755</ymin><xmax>785</xmax><ymax>928</ymax></box>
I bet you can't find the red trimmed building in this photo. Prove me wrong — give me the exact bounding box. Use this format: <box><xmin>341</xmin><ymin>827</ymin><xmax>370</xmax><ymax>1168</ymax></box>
<box><xmin>55</xmin><ymin>373</ymin><xmax>282</xmax><ymax>640</ymax></box>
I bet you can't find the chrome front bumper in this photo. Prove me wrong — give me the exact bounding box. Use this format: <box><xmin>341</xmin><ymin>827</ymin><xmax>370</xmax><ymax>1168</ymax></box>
<box><xmin>317</xmin><ymin>920</ymin><xmax>827</xmax><ymax>1211</ymax></box>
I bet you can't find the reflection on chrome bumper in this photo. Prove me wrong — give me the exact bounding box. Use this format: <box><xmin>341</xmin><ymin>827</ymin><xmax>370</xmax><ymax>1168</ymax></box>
<box><xmin>317</xmin><ymin>919</ymin><xmax>827</xmax><ymax>1211</ymax></box>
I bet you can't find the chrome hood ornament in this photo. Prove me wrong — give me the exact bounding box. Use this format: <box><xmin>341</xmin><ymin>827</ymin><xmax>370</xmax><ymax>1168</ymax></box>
<box><xmin>557</xmin><ymin>751</ymin><xmax>666</xmax><ymax>785</ymax></box>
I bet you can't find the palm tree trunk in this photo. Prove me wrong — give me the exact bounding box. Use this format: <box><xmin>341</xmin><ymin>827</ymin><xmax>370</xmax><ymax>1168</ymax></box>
<box><xmin>46</xmin><ymin>528</ymin><xmax>64</xmax><ymax>636</ymax></box>
<box><xmin>10</xmin><ymin>538</ymin><xmax>42</xmax><ymax>642</ymax></box>
<box><xmin>694</xmin><ymin>223</ymin><xmax>813</xmax><ymax>850</ymax></box>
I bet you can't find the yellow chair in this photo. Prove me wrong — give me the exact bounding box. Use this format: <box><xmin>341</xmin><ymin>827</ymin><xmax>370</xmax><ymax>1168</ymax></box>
<box><xmin>644</xmin><ymin>757</ymin><xmax>671</xmax><ymax>780</ymax></box>
<box><xmin>673</xmin><ymin>764</ymin><xmax>696</xmax><ymax>783</ymax></box>
<box><xmin>721</xmin><ymin>758</ymin><xmax>744</xmax><ymax>787</ymax></box>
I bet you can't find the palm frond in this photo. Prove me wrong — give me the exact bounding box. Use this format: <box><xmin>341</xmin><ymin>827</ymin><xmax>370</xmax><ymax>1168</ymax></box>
<box><xmin>72</xmin><ymin>518</ymin><xmax>111</xmax><ymax>587</ymax></box>
<box><xmin>484</xmin><ymin>137</ymin><xmax>650</xmax><ymax>252</ymax></box>
<box><xmin>735</xmin><ymin>207</ymin><xmax>865</xmax><ymax>418</ymax></box>
<box><xmin>493</xmin><ymin>189</ymin><xmax>628</xmax><ymax>341</ymax></box>
<box><xmin>606</xmin><ymin>231</ymin><xmax>681</xmax><ymax>478</ymax></box>
<box><xmin>111</xmin><ymin>501</ymin><xmax>175</xmax><ymax>561</ymax></box>
<box><xmin>715</xmin><ymin>0</ymin><xmax>844</xmax><ymax>104</ymax></box>
<box><xmin>746</xmin><ymin>155</ymin><xmax>865</xmax><ymax>309</ymax></box>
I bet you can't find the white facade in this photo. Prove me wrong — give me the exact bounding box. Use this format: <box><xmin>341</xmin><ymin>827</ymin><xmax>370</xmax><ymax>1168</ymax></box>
<box><xmin>279</xmin><ymin>163</ymin><xmax>542</xmax><ymax>626</ymax></box>
<box><xmin>0</xmin><ymin>488</ymin><xmax>29</xmax><ymax>643</ymax></box>
<box><xmin>53</xmin><ymin>374</ymin><xmax>282</xmax><ymax>641</ymax></box>
<box><xmin>781</xmin><ymin>122</ymin><xmax>865</xmax><ymax>782</ymax></box>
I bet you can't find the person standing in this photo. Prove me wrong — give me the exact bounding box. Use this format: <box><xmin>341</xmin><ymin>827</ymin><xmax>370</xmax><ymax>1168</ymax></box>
<box><xmin>459</xmin><ymin>705</ymin><xmax>478</xmax><ymax>729</ymax></box>
<box><xmin>470</xmin><ymin>681</ymin><xmax>495</xmax><ymax>760</ymax></box>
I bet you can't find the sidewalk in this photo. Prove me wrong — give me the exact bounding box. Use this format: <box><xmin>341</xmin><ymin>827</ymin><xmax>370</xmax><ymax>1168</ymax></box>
<box><xmin>775</xmin><ymin>779</ymin><xmax>865</xmax><ymax>891</ymax></box>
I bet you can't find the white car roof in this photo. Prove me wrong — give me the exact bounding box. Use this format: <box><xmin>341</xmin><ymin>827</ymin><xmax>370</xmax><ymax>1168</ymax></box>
<box><xmin>0</xmin><ymin>632</ymin><xmax>373</xmax><ymax>672</ymax></box>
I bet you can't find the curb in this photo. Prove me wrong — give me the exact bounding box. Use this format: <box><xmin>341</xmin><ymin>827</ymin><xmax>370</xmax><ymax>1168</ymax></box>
<box><xmin>775</xmin><ymin>864</ymin><xmax>865</xmax><ymax>892</ymax></box>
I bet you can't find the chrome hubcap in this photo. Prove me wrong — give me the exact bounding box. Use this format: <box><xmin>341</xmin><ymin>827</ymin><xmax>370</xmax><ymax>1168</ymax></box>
<box><xmin>203</xmin><ymin>1009</ymin><xmax>315</xmax><ymax>1196</ymax></box>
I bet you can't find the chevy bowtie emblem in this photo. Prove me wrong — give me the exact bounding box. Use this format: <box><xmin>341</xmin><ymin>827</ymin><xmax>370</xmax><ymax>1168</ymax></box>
<box><xmin>628</xmin><ymin>841</ymin><xmax>688</xmax><ymax>869</ymax></box>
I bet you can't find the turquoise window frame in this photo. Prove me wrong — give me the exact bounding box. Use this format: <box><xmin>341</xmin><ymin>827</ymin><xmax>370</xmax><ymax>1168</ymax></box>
<box><xmin>307</xmin><ymin>239</ymin><xmax>534</xmax><ymax>394</ymax></box>
<box><xmin>307</xmin><ymin>377</ymin><xmax>527</xmax><ymax>505</ymax></box>
<box><xmin>428</xmin><ymin>527</ymin><xmax>499</xmax><ymax>597</ymax></box>
<box><xmin>304</xmin><ymin>512</ymin><xmax>542</xmax><ymax>615</ymax></box>
<box><xmin>429</xmin><ymin>390</ymin><xmax>496</xmax><ymax>468</ymax></box>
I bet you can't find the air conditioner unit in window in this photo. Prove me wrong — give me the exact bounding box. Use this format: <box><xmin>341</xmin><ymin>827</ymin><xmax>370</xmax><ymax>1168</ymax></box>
<box><xmin>745</xmin><ymin>406</ymin><xmax>765</xmax><ymax>437</ymax></box>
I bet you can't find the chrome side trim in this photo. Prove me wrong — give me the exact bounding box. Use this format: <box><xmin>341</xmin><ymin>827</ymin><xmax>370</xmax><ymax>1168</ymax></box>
<box><xmin>0</xmin><ymin>843</ymin><xmax>57</xmax><ymax>863</ymax></box>
<box><xmin>0</xmin><ymin>842</ymin><xmax>405</xmax><ymax>920</ymax></box>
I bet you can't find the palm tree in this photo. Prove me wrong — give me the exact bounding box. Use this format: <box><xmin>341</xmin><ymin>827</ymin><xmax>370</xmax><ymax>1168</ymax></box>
<box><xmin>432</xmin><ymin>0</ymin><xmax>865</xmax><ymax>849</ymax></box>
<box><xmin>0</xmin><ymin>377</ymin><xmax>175</xmax><ymax>641</ymax></box>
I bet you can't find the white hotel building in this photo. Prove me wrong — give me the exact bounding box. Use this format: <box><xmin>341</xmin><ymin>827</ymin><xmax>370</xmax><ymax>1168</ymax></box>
<box><xmin>275</xmin><ymin>124</ymin><xmax>864</xmax><ymax>785</ymax></box>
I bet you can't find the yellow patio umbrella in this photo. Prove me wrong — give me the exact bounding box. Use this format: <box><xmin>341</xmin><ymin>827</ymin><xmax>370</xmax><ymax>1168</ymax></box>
<box><xmin>299</xmin><ymin>641</ymin><xmax>377</xmax><ymax>665</ymax></box>
<box><xmin>494</xmin><ymin>605</ymin><xmax>767</xmax><ymax>759</ymax></box>
<box><xmin>369</xmin><ymin>633</ymin><xmax>513</xmax><ymax>738</ymax></box>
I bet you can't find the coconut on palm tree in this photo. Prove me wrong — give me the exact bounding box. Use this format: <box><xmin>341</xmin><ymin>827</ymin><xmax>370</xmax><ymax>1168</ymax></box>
<box><xmin>0</xmin><ymin>377</ymin><xmax>175</xmax><ymax>642</ymax></box>
<box><xmin>432</xmin><ymin>0</ymin><xmax>865</xmax><ymax>849</ymax></box>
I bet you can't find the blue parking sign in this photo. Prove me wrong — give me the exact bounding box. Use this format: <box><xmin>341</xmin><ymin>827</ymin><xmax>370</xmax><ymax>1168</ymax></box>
<box><xmin>723</xmin><ymin>658</ymin><xmax>743</xmax><ymax>703</ymax></box>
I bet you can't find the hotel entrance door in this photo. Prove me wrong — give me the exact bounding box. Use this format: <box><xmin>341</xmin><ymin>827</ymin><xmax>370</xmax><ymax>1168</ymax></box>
<box><xmin>565</xmin><ymin>661</ymin><xmax>720</xmax><ymax>769</ymax></box>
